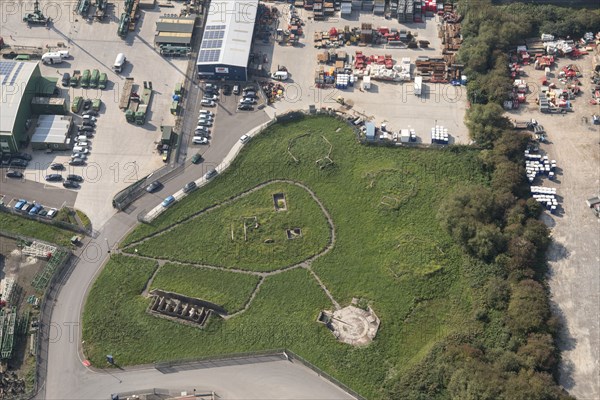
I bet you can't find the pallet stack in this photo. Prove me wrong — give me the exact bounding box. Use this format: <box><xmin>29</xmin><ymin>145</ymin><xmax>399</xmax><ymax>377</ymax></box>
<box><xmin>314</xmin><ymin>0</ymin><xmax>324</xmax><ymax>20</ymax></box>
<box><xmin>373</xmin><ymin>0</ymin><xmax>385</xmax><ymax>14</ymax></box>
<box><xmin>341</xmin><ymin>0</ymin><xmax>352</xmax><ymax>15</ymax></box>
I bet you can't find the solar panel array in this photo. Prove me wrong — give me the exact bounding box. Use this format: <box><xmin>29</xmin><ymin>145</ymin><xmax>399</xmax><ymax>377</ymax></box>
<box><xmin>10</xmin><ymin>63</ymin><xmax>25</xmax><ymax>86</ymax></box>
<box><xmin>0</xmin><ymin>61</ymin><xmax>17</xmax><ymax>85</ymax></box>
<box><xmin>198</xmin><ymin>24</ymin><xmax>226</xmax><ymax>64</ymax></box>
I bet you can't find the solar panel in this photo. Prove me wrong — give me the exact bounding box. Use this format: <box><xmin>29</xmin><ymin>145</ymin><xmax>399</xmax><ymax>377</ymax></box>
<box><xmin>9</xmin><ymin>63</ymin><xmax>25</xmax><ymax>85</ymax></box>
<box><xmin>205</xmin><ymin>24</ymin><xmax>226</xmax><ymax>30</ymax></box>
<box><xmin>197</xmin><ymin>49</ymin><xmax>221</xmax><ymax>63</ymax></box>
<box><xmin>201</xmin><ymin>39</ymin><xmax>223</xmax><ymax>49</ymax></box>
<box><xmin>0</xmin><ymin>61</ymin><xmax>17</xmax><ymax>85</ymax></box>
<box><xmin>204</xmin><ymin>30</ymin><xmax>225</xmax><ymax>39</ymax></box>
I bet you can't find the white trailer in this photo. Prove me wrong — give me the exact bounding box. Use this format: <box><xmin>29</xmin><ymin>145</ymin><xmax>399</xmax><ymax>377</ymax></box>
<box><xmin>41</xmin><ymin>52</ymin><xmax>64</xmax><ymax>65</ymax></box>
<box><xmin>414</xmin><ymin>76</ymin><xmax>422</xmax><ymax>96</ymax></box>
<box><xmin>362</xmin><ymin>76</ymin><xmax>371</xmax><ymax>91</ymax></box>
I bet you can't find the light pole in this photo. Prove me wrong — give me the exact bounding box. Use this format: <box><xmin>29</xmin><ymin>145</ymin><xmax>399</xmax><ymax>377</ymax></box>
<box><xmin>105</xmin><ymin>238</ymin><xmax>111</xmax><ymax>253</ymax></box>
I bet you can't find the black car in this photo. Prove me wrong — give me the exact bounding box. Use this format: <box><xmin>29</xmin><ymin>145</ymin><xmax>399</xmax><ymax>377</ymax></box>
<box><xmin>12</xmin><ymin>152</ymin><xmax>32</xmax><ymax>161</ymax></box>
<box><xmin>1</xmin><ymin>153</ymin><xmax>11</xmax><ymax>166</ymax></box>
<box><xmin>69</xmin><ymin>158</ymin><xmax>86</xmax><ymax>166</ymax></box>
<box><xmin>237</xmin><ymin>104</ymin><xmax>254</xmax><ymax>111</ymax></box>
<box><xmin>50</xmin><ymin>163</ymin><xmax>65</xmax><ymax>171</ymax></box>
<box><xmin>183</xmin><ymin>181</ymin><xmax>197</xmax><ymax>193</ymax></box>
<box><xmin>82</xmin><ymin>110</ymin><xmax>98</xmax><ymax>117</ymax></box>
<box><xmin>195</xmin><ymin>129</ymin><xmax>209</xmax><ymax>137</ymax></box>
<box><xmin>82</xmin><ymin>120</ymin><xmax>96</xmax><ymax>127</ymax></box>
<box><xmin>63</xmin><ymin>180</ymin><xmax>80</xmax><ymax>189</ymax></box>
<box><xmin>6</xmin><ymin>170</ymin><xmax>23</xmax><ymax>178</ymax></box>
<box><xmin>79</xmin><ymin>125</ymin><xmax>94</xmax><ymax>132</ymax></box>
<box><xmin>222</xmin><ymin>85</ymin><xmax>232</xmax><ymax>95</ymax></box>
<box><xmin>45</xmin><ymin>174</ymin><xmax>63</xmax><ymax>182</ymax></box>
<box><xmin>83</xmin><ymin>99</ymin><xmax>92</xmax><ymax>110</ymax></box>
<box><xmin>67</xmin><ymin>174</ymin><xmax>83</xmax><ymax>182</ymax></box>
<box><xmin>145</xmin><ymin>181</ymin><xmax>162</xmax><ymax>193</ymax></box>
<box><xmin>243</xmin><ymin>91</ymin><xmax>257</xmax><ymax>98</ymax></box>
<box><xmin>9</xmin><ymin>159</ymin><xmax>28</xmax><ymax>168</ymax></box>
<box><xmin>61</xmin><ymin>72</ymin><xmax>70</xmax><ymax>87</ymax></box>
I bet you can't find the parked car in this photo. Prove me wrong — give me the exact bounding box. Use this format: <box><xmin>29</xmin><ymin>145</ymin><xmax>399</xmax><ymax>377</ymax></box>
<box><xmin>82</xmin><ymin>115</ymin><xmax>97</xmax><ymax>123</ymax></box>
<box><xmin>203</xmin><ymin>94</ymin><xmax>218</xmax><ymax>101</ymax></box>
<box><xmin>29</xmin><ymin>204</ymin><xmax>43</xmax><ymax>215</ymax></box>
<box><xmin>50</xmin><ymin>163</ymin><xmax>65</xmax><ymax>171</ymax></box>
<box><xmin>63</xmin><ymin>180</ymin><xmax>80</xmax><ymax>189</ymax></box>
<box><xmin>67</xmin><ymin>174</ymin><xmax>83</xmax><ymax>182</ymax></box>
<box><xmin>222</xmin><ymin>84</ymin><xmax>232</xmax><ymax>95</ymax></box>
<box><xmin>200</xmin><ymin>99</ymin><xmax>215</xmax><ymax>107</ymax></box>
<box><xmin>196</xmin><ymin>121</ymin><xmax>212</xmax><ymax>128</ymax></box>
<box><xmin>193</xmin><ymin>136</ymin><xmax>208</xmax><ymax>145</ymax></box>
<box><xmin>82</xmin><ymin>110</ymin><xmax>98</xmax><ymax>117</ymax></box>
<box><xmin>1</xmin><ymin>153</ymin><xmax>12</xmax><ymax>166</ymax></box>
<box><xmin>145</xmin><ymin>181</ymin><xmax>162</xmax><ymax>193</ymax></box>
<box><xmin>161</xmin><ymin>195</ymin><xmax>175</xmax><ymax>208</ymax></box>
<box><xmin>233</xmin><ymin>84</ymin><xmax>240</xmax><ymax>95</ymax></box>
<box><xmin>240</xmin><ymin>134</ymin><xmax>251</xmax><ymax>144</ymax></box>
<box><xmin>45</xmin><ymin>174</ymin><xmax>63</xmax><ymax>182</ymax></box>
<box><xmin>198</xmin><ymin>114</ymin><xmax>213</xmax><ymax>121</ymax></box>
<box><xmin>79</xmin><ymin>125</ymin><xmax>94</xmax><ymax>132</ymax></box>
<box><xmin>21</xmin><ymin>203</ymin><xmax>34</xmax><ymax>213</ymax></box>
<box><xmin>191</xmin><ymin>152</ymin><xmax>203</xmax><ymax>164</ymax></box>
<box><xmin>83</xmin><ymin>99</ymin><xmax>92</xmax><ymax>110</ymax></box>
<box><xmin>82</xmin><ymin>120</ymin><xmax>96</xmax><ymax>127</ymax></box>
<box><xmin>204</xmin><ymin>169</ymin><xmax>218</xmax><ymax>180</ymax></box>
<box><xmin>243</xmin><ymin>91</ymin><xmax>257</xmax><ymax>98</ymax></box>
<box><xmin>183</xmin><ymin>181</ymin><xmax>197</xmax><ymax>193</ymax></box>
<box><xmin>46</xmin><ymin>208</ymin><xmax>58</xmax><ymax>218</ymax></box>
<box><xmin>198</xmin><ymin>110</ymin><xmax>214</xmax><ymax>117</ymax></box>
<box><xmin>237</xmin><ymin>104</ymin><xmax>253</xmax><ymax>111</ymax></box>
<box><xmin>69</xmin><ymin>158</ymin><xmax>86</xmax><ymax>166</ymax></box>
<box><xmin>71</xmin><ymin>153</ymin><xmax>87</xmax><ymax>160</ymax></box>
<box><xmin>195</xmin><ymin>129</ymin><xmax>209</xmax><ymax>138</ymax></box>
<box><xmin>9</xmin><ymin>159</ymin><xmax>28</xmax><ymax>168</ymax></box>
<box><xmin>12</xmin><ymin>152</ymin><xmax>32</xmax><ymax>161</ymax></box>
<box><xmin>239</xmin><ymin>97</ymin><xmax>257</xmax><ymax>105</ymax></box>
<box><xmin>72</xmin><ymin>147</ymin><xmax>89</xmax><ymax>154</ymax></box>
<box><xmin>13</xmin><ymin>199</ymin><xmax>27</xmax><ymax>210</ymax></box>
<box><xmin>6</xmin><ymin>170</ymin><xmax>23</xmax><ymax>178</ymax></box>
<box><xmin>61</xmin><ymin>72</ymin><xmax>70</xmax><ymax>87</ymax></box>
<box><xmin>38</xmin><ymin>209</ymin><xmax>48</xmax><ymax>217</ymax></box>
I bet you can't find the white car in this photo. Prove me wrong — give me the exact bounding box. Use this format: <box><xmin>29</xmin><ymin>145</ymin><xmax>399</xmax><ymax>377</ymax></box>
<box><xmin>71</xmin><ymin>153</ymin><xmax>88</xmax><ymax>160</ymax></box>
<box><xmin>203</xmin><ymin>94</ymin><xmax>218</xmax><ymax>101</ymax></box>
<box><xmin>198</xmin><ymin>115</ymin><xmax>213</xmax><ymax>122</ymax></box>
<box><xmin>198</xmin><ymin>110</ymin><xmax>214</xmax><ymax>116</ymax></box>
<box><xmin>201</xmin><ymin>99</ymin><xmax>215</xmax><ymax>107</ymax></box>
<box><xmin>193</xmin><ymin>136</ymin><xmax>208</xmax><ymax>145</ymax></box>
<box><xmin>240</xmin><ymin>134</ymin><xmax>251</xmax><ymax>144</ymax></box>
<box><xmin>239</xmin><ymin>97</ymin><xmax>257</xmax><ymax>105</ymax></box>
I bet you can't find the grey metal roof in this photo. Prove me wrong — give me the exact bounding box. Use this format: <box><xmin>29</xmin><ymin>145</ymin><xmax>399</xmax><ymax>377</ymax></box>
<box><xmin>196</xmin><ymin>0</ymin><xmax>258</xmax><ymax>68</ymax></box>
<box><xmin>31</xmin><ymin>115</ymin><xmax>72</xmax><ymax>144</ymax></box>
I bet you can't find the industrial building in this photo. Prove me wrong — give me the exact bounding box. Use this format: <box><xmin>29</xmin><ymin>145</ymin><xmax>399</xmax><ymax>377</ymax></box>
<box><xmin>30</xmin><ymin>115</ymin><xmax>73</xmax><ymax>151</ymax></box>
<box><xmin>155</xmin><ymin>14</ymin><xmax>197</xmax><ymax>56</ymax></box>
<box><xmin>0</xmin><ymin>61</ymin><xmax>41</xmax><ymax>153</ymax></box>
<box><xmin>196</xmin><ymin>0</ymin><xmax>258</xmax><ymax>81</ymax></box>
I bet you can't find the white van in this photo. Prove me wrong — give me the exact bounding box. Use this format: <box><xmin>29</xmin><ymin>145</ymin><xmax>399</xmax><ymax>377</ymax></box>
<box><xmin>113</xmin><ymin>53</ymin><xmax>126</xmax><ymax>73</ymax></box>
<box><xmin>77</xmin><ymin>135</ymin><xmax>88</xmax><ymax>142</ymax></box>
<box><xmin>58</xmin><ymin>50</ymin><xmax>70</xmax><ymax>59</ymax></box>
<box><xmin>41</xmin><ymin>52</ymin><xmax>64</xmax><ymax>65</ymax></box>
<box><xmin>271</xmin><ymin>71</ymin><xmax>289</xmax><ymax>81</ymax></box>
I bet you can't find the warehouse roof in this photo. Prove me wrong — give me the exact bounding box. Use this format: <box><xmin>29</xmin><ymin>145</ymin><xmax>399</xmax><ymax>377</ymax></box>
<box><xmin>156</xmin><ymin>15</ymin><xmax>196</xmax><ymax>33</ymax></box>
<box><xmin>155</xmin><ymin>32</ymin><xmax>193</xmax><ymax>45</ymax></box>
<box><xmin>31</xmin><ymin>115</ymin><xmax>72</xmax><ymax>144</ymax></box>
<box><xmin>196</xmin><ymin>0</ymin><xmax>258</xmax><ymax>67</ymax></box>
<box><xmin>0</xmin><ymin>61</ymin><xmax>38</xmax><ymax>133</ymax></box>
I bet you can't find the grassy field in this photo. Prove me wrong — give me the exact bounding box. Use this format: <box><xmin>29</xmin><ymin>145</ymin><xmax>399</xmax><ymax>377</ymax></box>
<box><xmin>87</xmin><ymin>115</ymin><xmax>487</xmax><ymax>398</ymax></box>
<box><xmin>129</xmin><ymin>183</ymin><xmax>331</xmax><ymax>271</ymax></box>
<box><xmin>0</xmin><ymin>211</ymin><xmax>75</xmax><ymax>246</ymax></box>
<box><xmin>150</xmin><ymin>263</ymin><xmax>260</xmax><ymax>313</ymax></box>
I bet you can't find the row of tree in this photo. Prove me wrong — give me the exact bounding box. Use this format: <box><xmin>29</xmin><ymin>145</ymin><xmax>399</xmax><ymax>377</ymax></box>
<box><xmin>385</xmin><ymin>0</ymin><xmax>592</xmax><ymax>398</ymax></box>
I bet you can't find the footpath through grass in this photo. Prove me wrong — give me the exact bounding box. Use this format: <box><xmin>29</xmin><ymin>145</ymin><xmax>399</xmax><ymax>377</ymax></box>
<box><xmin>88</xmin><ymin>115</ymin><xmax>487</xmax><ymax>399</ymax></box>
<box><xmin>130</xmin><ymin>182</ymin><xmax>331</xmax><ymax>271</ymax></box>
<box><xmin>0</xmin><ymin>211</ymin><xmax>74</xmax><ymax>246</ymax></box>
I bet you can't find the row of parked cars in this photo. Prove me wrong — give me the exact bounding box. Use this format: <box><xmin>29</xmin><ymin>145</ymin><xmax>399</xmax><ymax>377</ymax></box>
<box><xmin>1</xmin><ymin>152</ymin><xmax>32</xmax><ymax>170</ymax></box>
<box><xmin>199</xmin><ymin>83</ymin><xmax>257</xmax><ymax>111</ymax></box>
<box><xmin>70</xmin><ymin>111</ymin><xmax>99</xmax><ymax>166</ymax></box>
<box><xmin>193</xmin><ymin>109</ymin><xmax>213</xmax><ymax>145</ymax></box>
<box><xmin>13</xmin><ymin>198</ymin><xmax>58</xmax><ymax>219</ymax></box>
<box><xmin>45</xmin><ymin>164</ymin><xmax>84</xmax><ymax>188</ymax></box>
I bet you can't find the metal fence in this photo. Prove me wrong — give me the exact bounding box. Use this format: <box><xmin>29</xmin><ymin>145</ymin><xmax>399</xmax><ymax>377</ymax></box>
<box><xmin>0</xmin><ymin>205</ymin><xmax>86</xmax><ymax>235</ymax></box>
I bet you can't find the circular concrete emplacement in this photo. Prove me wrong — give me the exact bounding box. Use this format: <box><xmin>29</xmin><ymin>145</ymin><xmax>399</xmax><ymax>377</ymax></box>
<box><xmin>325</xmin><ymin>305</ymin><xmax>380</xmax><ymax>346</ymax></box>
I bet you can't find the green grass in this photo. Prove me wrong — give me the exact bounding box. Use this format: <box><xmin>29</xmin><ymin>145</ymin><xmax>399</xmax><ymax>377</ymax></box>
<box><xmin>0</xmin><ymin>211</ymin><xmax>75</xmax><ymax>246</ymax></box>
<box><xmin>129</xmin><ymin>183</ymin><xmax>331</xmax><ymax>271</ymax></box>
<box><xmin>150</xmin><ymin>263</ymin><xmax>260</xmax><ymax>313</ymax></box>
<box><xmin>89</xmin><ymin>115</ymin><xmax>487</xmax><ymax>399</ymax></box>
<box><xmin>76</xmin><ymin>209</ymin><xmax>91</xmax><ymax>228</ymax></box>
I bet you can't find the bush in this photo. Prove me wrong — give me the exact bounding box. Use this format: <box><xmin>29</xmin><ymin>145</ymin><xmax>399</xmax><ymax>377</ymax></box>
<box><xmin>465</xmin><ymin>104</ymin><xmax>510</xmax><ymax>148</ymax></box>
<box><xmin>517</xmin><ymin>333</ymin><xmax>558</xmax><ymax>372</ymax></box>
<box><xmin>507</xmin><ymin>280</ymin><xmax>550</xmax><ymax>335</ymax></box>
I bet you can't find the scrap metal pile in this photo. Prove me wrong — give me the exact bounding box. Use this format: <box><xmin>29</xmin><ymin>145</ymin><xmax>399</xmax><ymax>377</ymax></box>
<box><xmin>260</xmin><ymin>81</ymin><xmax>285</xmax><ymax>103</ymax></box>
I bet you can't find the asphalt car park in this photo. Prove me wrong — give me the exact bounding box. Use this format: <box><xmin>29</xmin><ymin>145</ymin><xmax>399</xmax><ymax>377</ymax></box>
<box><xmin>2</xmin><ymin>0</ymin><xmax>189</xmax><ymax>226</ymax></box>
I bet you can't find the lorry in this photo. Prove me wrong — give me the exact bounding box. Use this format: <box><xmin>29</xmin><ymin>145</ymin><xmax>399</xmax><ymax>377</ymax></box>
<box><xmin>89</xmin><ymin>69</ymin><xmax>100</xmax><ymax>88</ymax></box>
<box><xmin>113</xmin><ymin>53</ymin><xmax>126</xmax><ymax>73</ymax></box>
<box><xmin>70</xmin><ymin>70</ymin><xmax>81</xmax><ymax>87</ymax></box>
<box><xmin>119</xmin><ymin>77</ymin><xmax>134</xmax><ymax>109</ymax></box>
<box><xmin>125</xmin><ymin>81</ymin><xmax>153</xmax><ymax>125</ymax></box>
<box><xmin>98</xmin><ymin>72</ymin><xmax>107</xmax><ymax>89</ymax></box>
<box><xmin>71</xmin><ymin>96</ymin><xmax>83</xmax><ymax>113</ymax></box>
<box><xmin>41</xmin><ymin>52</ymin><xmax>64</xmax><ymax>65</ymax></box>
<box><xmin>80</xmin><ymin>69</ymin><xmax>91</xmax><ymax>88</ymax></box>
<box><xmin>414</xmin><ymin>76</ymin><xmax>422</xmax><ymax>96</ymax></box>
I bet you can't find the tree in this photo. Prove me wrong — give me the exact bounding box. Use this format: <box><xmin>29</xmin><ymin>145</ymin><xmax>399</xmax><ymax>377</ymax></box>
<box><xmin>467</xmin><ymin>224</ymin><xmax>505</xmax><ymax>261</ymax></box>
<box><xmin>507</xmin><ymin>280</ymin><xmax>550</xmax><ymax>335</ymax></box>
<box><xmin>517</xmin><ymin>333</ymin><xmax>557</xmax><ymax>372</ymax></box>
<box><xmin>507</xmin><ymin>237</ymin><xmax>537</xmax><ymax>271</ymax></box>
<box><xmin>466</xmin><ymin>103</ymin><xmax>510</xmax><ymax>148</ymax></box>
<box><xmin>504</xmin><ymin>370</ymin><xmax>575</xmax><ymax>400</ymax></box>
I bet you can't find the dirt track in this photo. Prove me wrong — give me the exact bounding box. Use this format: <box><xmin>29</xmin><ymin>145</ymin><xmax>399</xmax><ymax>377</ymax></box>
<box><xmin>507</xmin><ymin>53</ymin><xmax>600</xmax><ymax>399</ymax></box>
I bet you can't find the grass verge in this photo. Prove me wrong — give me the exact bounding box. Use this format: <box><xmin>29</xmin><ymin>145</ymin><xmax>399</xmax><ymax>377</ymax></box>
<box><xmin>0</xmin><ymin>211</ymin><xmax>74</xmax><ymax>246</ymax></box>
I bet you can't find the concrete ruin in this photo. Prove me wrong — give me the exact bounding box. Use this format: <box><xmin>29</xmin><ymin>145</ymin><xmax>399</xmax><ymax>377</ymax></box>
<box><xmin>148</xmin><ymin>289</ymin><xmax>226</xmax><ymax>328</ymax></box>
<box><xmin>318</xmin><ymin>305</ymin><xmax>380</xmax><ymax>346</ymax></box>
